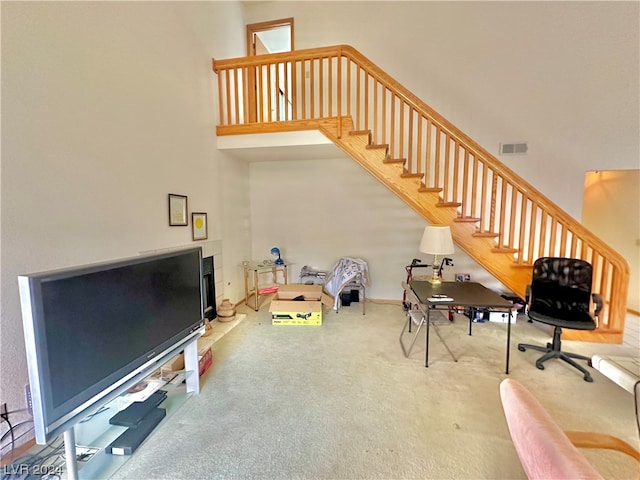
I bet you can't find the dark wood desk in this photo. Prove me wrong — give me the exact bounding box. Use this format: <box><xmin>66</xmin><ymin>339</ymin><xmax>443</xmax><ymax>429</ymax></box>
<box><xmin>409</xmin><ymin>280</ymin><xmax>515</xmax><ymax>373</ymax></box>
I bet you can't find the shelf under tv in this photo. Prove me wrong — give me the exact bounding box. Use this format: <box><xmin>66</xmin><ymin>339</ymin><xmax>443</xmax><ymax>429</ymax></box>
<box><xmin>63</xmin><ymin>333</ymin><xmax>202</xmax><ymax>480</ymax></box>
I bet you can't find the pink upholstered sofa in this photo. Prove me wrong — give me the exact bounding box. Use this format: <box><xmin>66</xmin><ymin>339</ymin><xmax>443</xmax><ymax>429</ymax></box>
<box><xmin>499</xmin><ymin>378</ymin><xmax>639</xmax><ymax>479</ymax></box>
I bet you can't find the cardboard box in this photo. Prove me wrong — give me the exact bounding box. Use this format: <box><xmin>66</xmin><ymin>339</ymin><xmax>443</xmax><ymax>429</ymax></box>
<box><xmin>198</xmin><ymin>348</ymin><xmax>213</xmax><ymax>376</ymax></box>
<box><xmin>161</xmin><ymin>336</ymin><xmax>216</xmax><ymax>375</ymax></box>
<box><xmin>269</xmin><ymin>284</ymin><xmax>333</xmax><ymax>326</ymax></box>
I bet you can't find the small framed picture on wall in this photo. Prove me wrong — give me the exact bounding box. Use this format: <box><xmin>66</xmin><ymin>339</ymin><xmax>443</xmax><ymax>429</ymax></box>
<box><xmin>192</xmin><ymin>212</ymin><xmax>208</xmax><ymax>241</ymax></box>
<box><xmin>168</xmin><ymin>194</ymin><xmax>188</xmax><ymax>226</ymax></box>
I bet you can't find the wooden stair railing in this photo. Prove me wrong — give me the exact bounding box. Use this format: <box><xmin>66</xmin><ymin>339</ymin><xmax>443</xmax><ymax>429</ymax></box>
<box><xmin>212</xmin><ymin>45</ymin><xmax>629</xmax><ymax>343</ymax></box>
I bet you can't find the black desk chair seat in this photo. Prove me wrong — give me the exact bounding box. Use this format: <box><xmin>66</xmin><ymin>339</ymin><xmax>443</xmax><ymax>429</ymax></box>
<box><xmin>517</xmin><ymin>257</ymin><xmax>603</xmax><ymax>382</ymax></box>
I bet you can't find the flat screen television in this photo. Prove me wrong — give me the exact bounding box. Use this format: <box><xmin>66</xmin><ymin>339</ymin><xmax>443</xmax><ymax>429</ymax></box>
<box><xmin>18</xmin><ymin>247</ymin><xmax>205</xmax><ymax>444</ymax></box>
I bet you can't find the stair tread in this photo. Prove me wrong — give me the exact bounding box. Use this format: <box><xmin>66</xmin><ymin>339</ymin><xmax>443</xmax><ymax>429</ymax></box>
<box><xmin>366</xmin><ymin>144</ymin><xmax>388</xmax><ymax>150</ymax></box>
<box><xmin>418</xmin><ymin>186</ymin><xmax>443</xmax><ymax>193</ymax></box>
<box><xmin>473</xmin><ymin>232</ymin><xmax>500</xmax><ymax>238</ymax></box>
<box><xmin>384</xmin><ymin>158</ymin><xmax>405</xmax><ymax>164</ymax></box>
<box><xmin>437</xmin><ymin>202</ymin><xmax>462</xmax><ymax>207</ymax></box>
<box><xmin>454</xmin><ymin>217</ymin><xmax>481</xmax><ymax>222</ymax></box>
<box><xmin>349</xmin><ymin>130</ymin><xmax>371</xmax><ymax>136</ymax></box>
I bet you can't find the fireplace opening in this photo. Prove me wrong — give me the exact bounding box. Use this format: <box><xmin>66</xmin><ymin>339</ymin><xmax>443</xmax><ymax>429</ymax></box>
<box><xmin>202</xmin><ymin>256</ymin><xmax>217</xmax><ymax>320</ymax></box>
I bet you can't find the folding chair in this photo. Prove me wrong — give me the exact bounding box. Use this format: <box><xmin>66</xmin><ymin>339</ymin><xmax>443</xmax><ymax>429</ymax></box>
<box><xmin>400</xmin><ymin>282</ymin><xmax>458</xmax><ymax>363</ymax></box>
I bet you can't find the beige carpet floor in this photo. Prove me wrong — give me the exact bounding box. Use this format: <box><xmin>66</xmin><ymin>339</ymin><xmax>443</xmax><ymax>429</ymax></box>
<box><xmin>111</xmin><ymin>302</ymin><xmax>639</xmax><ymax>480</ymax></box>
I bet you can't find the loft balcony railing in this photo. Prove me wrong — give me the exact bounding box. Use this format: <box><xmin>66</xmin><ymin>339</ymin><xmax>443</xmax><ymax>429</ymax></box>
<box><xmin>212</xmin><ymin>45</ymin><xmax>629</xmax><ymax>342</ymax></box>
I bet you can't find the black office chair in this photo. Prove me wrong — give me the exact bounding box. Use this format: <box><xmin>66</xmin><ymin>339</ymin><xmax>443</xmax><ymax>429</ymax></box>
<box><xmin>517</xmin><ymin>257</ymin><xmax>603</xmax><ymax>382</ymax></box>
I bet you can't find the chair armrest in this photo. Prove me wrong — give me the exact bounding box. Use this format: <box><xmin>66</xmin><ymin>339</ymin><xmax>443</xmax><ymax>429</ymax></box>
<box><xmin>565</xmin><ymin>431</ymin><xmax>640</xmax><ymax>463</ymax></box>
<box><xmin>592</xmin><ymin>293</ymin><xmax>604</xmax><ymax>317</ymax></box>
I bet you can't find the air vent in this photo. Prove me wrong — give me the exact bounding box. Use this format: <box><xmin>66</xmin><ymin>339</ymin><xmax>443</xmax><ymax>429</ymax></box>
<box><xmin>500</xmin><ymin>142</ymin><xmax>528</xmax><ymax>155</ymax></box>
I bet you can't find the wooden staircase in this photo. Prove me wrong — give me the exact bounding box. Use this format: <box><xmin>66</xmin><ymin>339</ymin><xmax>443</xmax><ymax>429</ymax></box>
<box><xmin>320</xmin><ymin>118</ymin><xmax>534</xmax><ymax>299</ymax></box>
<box><xmin>212</xmin><ymin>45</ymin><xmax>629</xmax><ymax>343</ymax></box>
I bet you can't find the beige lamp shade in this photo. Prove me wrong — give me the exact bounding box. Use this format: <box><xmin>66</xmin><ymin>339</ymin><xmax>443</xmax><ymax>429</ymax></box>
<box><xmin>419</xmin><ymin>225</ymin><xmax>454</xmax><ymax>284</ymax></box>
<box><xmin>419</xmin><ymin>225</ymin><xmax>454</xmax><ymax>255</ymax></box>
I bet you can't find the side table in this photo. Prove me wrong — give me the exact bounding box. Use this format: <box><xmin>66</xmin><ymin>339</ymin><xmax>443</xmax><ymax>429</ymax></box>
<box><xmin>591</xmin><ymin>355</ymin><xmax>640</xmax><ymax>395</ymax></box>
<box><xmin>243</xmin><ymin>261</ymin><xmax>288</xmax><ymax>311</ymax></box>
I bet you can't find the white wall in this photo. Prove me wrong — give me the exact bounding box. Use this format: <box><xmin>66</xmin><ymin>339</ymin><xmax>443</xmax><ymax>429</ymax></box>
<box><xmin>242</xmin><ymin>1</ymin><xmax>639</xmax><ymax>219</ymax></box>
<box><xmin>582</xmin><ymin>170</ymin><xmax>640</xmax><ymax>313</ymax></box>
<box><xmin>0</xmin><ymin>1</ymin><xmax>247</xmax><ymax>448</ymax></box>
<box><xmin>249</xmin><ymin>157</ymin><xmax>506</xmax><ymax>301</ymax></box>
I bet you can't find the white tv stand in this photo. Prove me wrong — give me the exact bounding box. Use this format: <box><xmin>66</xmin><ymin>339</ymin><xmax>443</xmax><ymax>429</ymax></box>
<box><xmin>62</xmin><ymin>332</ymin><xmax>202</xmax><ymax>480</ymax></box>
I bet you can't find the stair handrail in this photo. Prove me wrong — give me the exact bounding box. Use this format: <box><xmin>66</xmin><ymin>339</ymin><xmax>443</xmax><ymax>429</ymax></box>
<box><xmin>336</xmin><ymin>46</ymin><xmax>628</xmax><ymax>272</ymax></box>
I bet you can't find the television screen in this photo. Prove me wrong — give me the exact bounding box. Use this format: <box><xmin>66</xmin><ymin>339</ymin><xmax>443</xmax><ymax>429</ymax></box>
<box><xmin>19</xmin><ymin>247</ymin><xmax>204</xmax><ymax>444</ymax></box>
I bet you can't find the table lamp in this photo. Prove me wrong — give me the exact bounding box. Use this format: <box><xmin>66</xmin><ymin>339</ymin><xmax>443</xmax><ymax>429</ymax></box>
<box><xmin>270</xmin><ymin>247</ymin><xmax>284</xmax><ymax>265</ymax></box>
<box><xmin>419</xmin><ymin>225</ymin><xmax>454</xmax><ymax>284</ymax></box>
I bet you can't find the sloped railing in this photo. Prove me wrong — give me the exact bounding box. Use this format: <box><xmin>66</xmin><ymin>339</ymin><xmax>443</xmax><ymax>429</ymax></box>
<box><xmin>212</xmin><ymin>45</ymin><xmax>629</xmax><ymax>341</ymax></box>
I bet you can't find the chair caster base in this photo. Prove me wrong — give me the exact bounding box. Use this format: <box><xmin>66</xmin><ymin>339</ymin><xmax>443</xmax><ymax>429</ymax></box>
<box><xmin>536</xmin><ymin>362</ymin><xmax>545</xmax><ymax>370</ymax></box>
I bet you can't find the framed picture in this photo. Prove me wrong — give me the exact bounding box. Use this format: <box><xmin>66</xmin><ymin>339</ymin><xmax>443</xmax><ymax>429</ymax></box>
<box><xmin>168</xmin><ymin>194</ymin><xmax>188</xmax><ymax>226</ymax></box>
<box><xmin>455</xmin><ymin>273</ymin><xmax>471</xmax><ymax>282</ymax></box>
<box><xmin>192</xmin><ymin>212</ymin><xmax>208</xmax><ymax>241</ymax></box>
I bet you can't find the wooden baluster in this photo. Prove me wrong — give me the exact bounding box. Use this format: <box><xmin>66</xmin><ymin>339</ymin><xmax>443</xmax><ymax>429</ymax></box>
<box><xmin>364</xmin><ymin>71</ymin><xmax>369</xmax><ymax>131</ymax></box>
<box><xmin>373</xmin><ymin>81</ymin><xmax>378</xmax><ymax>144</ymax></box>
<box><xmin>559</xmin><ymin>223</ymin><xmax>568</xmax><ymax>257</ymax></box>
<box><xmin>310</xmin><ymin>59</ymin><xmax>316</xmax><ymax>119</ymax></box>
<box><xmin>508</xmin><ymin>185</ymin><xmax>517</xmax><ymax>248</ymax></box>
<box><xmin>236</xmin><ymin>67</ymin><xmax>244</xmax><ymax>125</ymax></box>
<box><xmin>416</xmin><ymin>114</ymin><xmax>423</xmax><ymax>177</ymax></box>
<box><xmin>346</xmin><ymin>58</ymin><xmax>351</xmax><ymax>120</ymax></box>
<box><xmin>462</xmin><ymin>148</ymin><xmax>471</xmax><ymax>219</ymax></box>
<box><xmin>537</xmin><ymin>210</ymin><xmax>547</xmax><ymax>259</ymax></box>
<box><xmin>570</xmin><ymin>229</ymin><xmax>578</xmax><ymax>258</ymax></box>
<box><xmin>267</xmin><ymin>63</ymin><xmax>273</xmax><ymax>122</ymax></box>
<box><xmin>425</xmin><ymin>119</ymin><xmax>432</xmax><ymax>188</ymax></box>
<box><xmin>381</xmin><ymin>86</ymin><xmax>386</xmax><ymax>146</ymax></box>
<box><xmin>518</xmin><ymin>193</ymin><xmax>527</xmax><ymax>263</ymax></box>
<box><xmin>407</xmin><ymin>108</ymin><xmax>414</xmax><ymax>172</ymax></box>
<box><xmin>433</xmin><ymin>126</ymin><xmax>441</xmax><ymax>190</ymax></box>
<box><xmin>526</xmin><ymin>204</ymin><xmax>537</xmax><ymax>265</ymax></box>
<box><xmin>443</xmin><ymin>134</ymin><xmax>451</xmax><ymax>203</ymax></box>
<box><xmin>499</xmin><ymin>178</ymin><xmax>508</xmax><ymax>247</ymax></box>
<box><xmin>328</xmin><ymin>56</ymin><xmax>333</xmax><ymax>118</ymax></box>
<box><xmin>241</xmin><ymin>66</ymin><xmax>247</xmax><ymax>124</ymax></box>
<box><xmin>355</xmin><ymin>66</ymin><xmax>360</xmax><ymax>129</ymax></box>
<box><xmin>487</xmin><ymin>169</ymin><xmax>496</xmax><ymax>234</ymax></box>
<box><xmin>301</xmin><ymin>59</ymin><xmax>307</xmax><ymax>120</ymax></box>
<box><xmin>395</xmin><ymin>101</ymin><xmax>404</xmax><ymax>162</ymax></box>
<box><xmin>599</xmin><ymin>259</ymin><xmax>610</xmax><ymax>325</ymax></box>
<box><xmin>217</xmin><ymin>69</ymin><xmax>225</xmax><ymax>126</ymax></box>
<box><xmin>452</xmin><ymin>139</ymin><xmax>459</xmax><ymax>207</ymax></box>
<box><xmin>275</xmin><ymin>62</ymin><xmax>281</xmax><ymax>121</ymax></box>
<box><xmin>225</xmin><ymin>69</ymin><xmax>232</xmax><ymax>125</ymax></box>
<box><xmin>319</xmin><ymin>57</ymin><xmax>324</xmax><ymax>118</ymax></box>
<box><xmin>337</xmin><ymin>56</ymin><xmax>342</xmax><ymax>136</ymax></box>
<box><xmin>390</xmin><ymin>95</ymin><xmax>396</xmax><ymax>159</ymax></box>
<box><xmin>478</xmin><ymin>161</ymin><xmax>489</xmax><ymax>232</ymax></box>
<box><xmin>469</xmin><ymin>151</ymin><xmax>476</xmax><ymax>221</ymax></box>
<box><xmin>290</xmin><ymin>61</ymin><xmax>296</xmax><ymax>121</ymax></box>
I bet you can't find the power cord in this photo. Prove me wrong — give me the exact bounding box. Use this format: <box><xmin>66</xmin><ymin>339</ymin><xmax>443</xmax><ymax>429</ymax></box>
<box><xmin>78</xmin><ymin>406</ymin><xmax>109</xmax><ymax>423</ymax></box>
<box><xmin>0</xmin><ymin>416</ymin><xmax>15</xmax><ymax>458</ymax></box>
<box><xmin>1</xmin><ymin>435</ymin><xmax>65</xmax><ymax>480</ymax></box>
<box><xmin>0</xmin><ymin>420</ymin><xmax>34</xmax><ymax>458</ymax></box>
